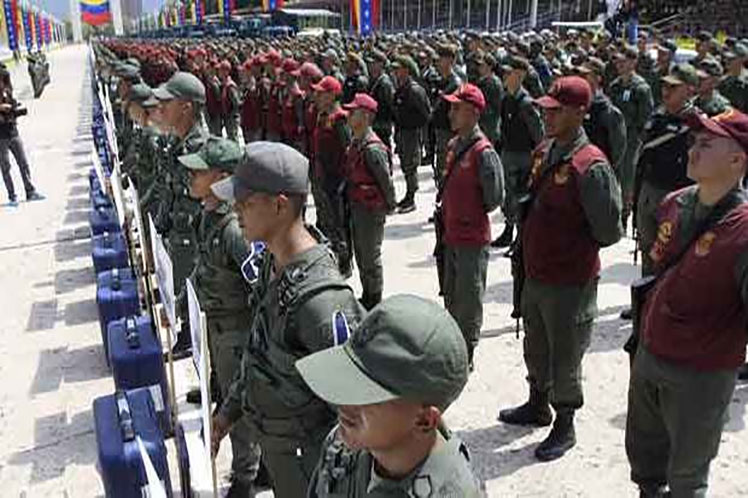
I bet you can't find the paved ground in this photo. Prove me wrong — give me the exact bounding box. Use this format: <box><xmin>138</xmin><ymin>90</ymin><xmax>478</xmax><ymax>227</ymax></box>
<box><xmin>0</xmin><ymin>44</ymin><xmax>747</xmax><ymax>498</ymax></box>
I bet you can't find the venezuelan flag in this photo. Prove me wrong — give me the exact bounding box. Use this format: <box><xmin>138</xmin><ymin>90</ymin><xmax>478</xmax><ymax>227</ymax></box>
<box><xmin>3</xmin><ymin>0</ymin><xmax>18</xmax><ymax>50</ymax></box>
<box><xmin>262</xmin><ymin>0</ymin><xmax>283</xmax><ymax>11</ymax></box>
<box><xmin>350</xmin><ymin>0</ymin><xmax>377</xmax><ymax>35</ymax></box>
<box><xmin>80</xmin><ymin>0</ymin><xmax>111</xmax><ymax>26</ymax></box>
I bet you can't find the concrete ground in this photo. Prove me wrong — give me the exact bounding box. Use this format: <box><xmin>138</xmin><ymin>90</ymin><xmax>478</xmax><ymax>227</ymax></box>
<box><xmin>0</xmin><ymin>44</ymin><xmax>747</xmax><ymax>498</ymax></box>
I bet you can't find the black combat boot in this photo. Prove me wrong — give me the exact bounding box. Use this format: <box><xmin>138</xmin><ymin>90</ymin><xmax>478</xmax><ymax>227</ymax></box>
<box><xmin>638</xmin><ymin>483</ymin><xmax>670</xmax><ymax>498</ymax></box>
<box><xmin>498</xmin><ymin>388</ymin><xmax>553</xmax><ymax>427</ymax></box>
<box><xmin>359</xmin><ymin>292</ymin><xmax>382</xmax><ymax>311</ymax></box>
<box><xmin>490</xmin><ymin>223</ymin><xmax>514</xmax><ymax>248</ymax></box>
<box><xmin>225</xmin><ymin>478</ymin><xmax>256</xmax><ymax>498</ymax></box>
<box><xmin>738</xmin><ymin>363</ymin><xmax>748</xmax><ymax>381</ymax></box>
<box><xmin>397</xmin><ymin>191</ymin><xmax>416</xmax><ymax>214</ymax></box>
<box><xmin>169</xmin><ymin>330</ymin><xmax>192</xmax><ymax>361</ymax></box>
<box><xmin>534</xmin><ymin>409</ymin><xmax>576</xmax><ymax>461</ymax></box>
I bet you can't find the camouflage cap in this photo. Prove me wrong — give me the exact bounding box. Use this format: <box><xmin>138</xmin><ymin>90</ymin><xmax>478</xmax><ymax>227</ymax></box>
<box><xmin>154</xmin><ymin>71</ymin><xmax>206</xmax><ymax>104</ymax></box>
<box><xmin>697</xmin><ymin>58</ymin><xmax>724</xmax><ymax>78</ymax></box>
<box><xmin>296</xmin><ymin>295</ymin><xmax>469</xmax><ymax>410</ymax></box>
<box><xmin>127</xmin><ymin>83</ymin><xmax>153</xmax><ymax>104</ymax></box>
<box><xmin>391</xmin><ymin>55</ymin><xmax>419</xmax><ymax>77</ymax></box>
<box><xmin>661</xmin><ymin>63</ymin><xmax>699</xmax><ymax>86</ymax></box>
<box><xmin>178</xmin><ymin>136</ymin><xmax>244</xmax><ymax>173</ymax></box>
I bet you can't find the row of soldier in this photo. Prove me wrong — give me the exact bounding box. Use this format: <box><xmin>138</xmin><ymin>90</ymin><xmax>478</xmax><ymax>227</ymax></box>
<box><xmin>92</xmin><ymin>24</ymin><xmax>748</xmax><ymax>498</ymax></box>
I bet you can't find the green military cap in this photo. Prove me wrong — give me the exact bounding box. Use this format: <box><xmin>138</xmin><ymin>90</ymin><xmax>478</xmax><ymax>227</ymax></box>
<box><xmin>614</xmin><ymin>44</ymin><xmax>639</xmax><ymax>60</ymax></box>
<box><xmin>211</xmin><ymin>141</ymin><xmax>309</xmax><ymax>203</ymax></box>
<box><xmin>296</xmin><ymin>294</ymin><xmax>469</xmax><ymax>410</ymax></box>
<box><xmin>179</xmin><ymin>136</ymin><xmax>244</xmax><ymax>173</ymax></box>
<box><xmin>500</xmin><ymin>55</ymin><xmax>531</xmax><ymax>73</ymax></box>
<box><xmin>390</xmin><ymin>54</ymin><xmax>419</xmax><ymax>78</ymax></box>
<box><xmin>661</xmin><ymin>63</ymin><xmax>699</xmax><ymax>86</ymax></box>
<box><xmin>127</xmin><ymin>83</ymin><xmax>153</xmax><ymax>104</ymax></box>
<box><xmin>436</xmin><ymin>42</ymin><xmax>458</xmax><ymax>59</ymax></box>
<box><xmin>657</xmin><ymin>39</ymin><xmax>678</xmax><ymax>55</ymax></box>
<box><xmin>125</xmin><ymin>57</ymin><xmax>141</xmax><ymax>69</ymax></box>
<box><xmin>696</xmin><ymin>30</ymin><xmax>714</xmax><ymax>43</ymax></box>
<box><xmin>154</xmin><ymin>71</ymin><xmax>206</xmax><ymax>105</ymax></box>
<box><xmin>726</xmin><ymin>43</ymin><xmax>748</xmax><ymax>59</ymax></box>
<box><xmin>577</xmin><ymin>56</ymin><xmax>606</xmax><ymax>76</ymax></box>
<box><xmin>365</xmin><ymin>49</ymin><xmax>388</xmax><ymax>65</ymax></box>
<box><xmin>697</xmin><ymin>58</ymin><xmax>724</xmax><ymax>78</ymax></box>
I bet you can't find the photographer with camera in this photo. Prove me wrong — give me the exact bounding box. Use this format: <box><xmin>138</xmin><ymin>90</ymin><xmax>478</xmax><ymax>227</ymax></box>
<box><xmin>0</xmin><ymin>67</ymin><xmax>43</xmax><ymax>207</ymax></box>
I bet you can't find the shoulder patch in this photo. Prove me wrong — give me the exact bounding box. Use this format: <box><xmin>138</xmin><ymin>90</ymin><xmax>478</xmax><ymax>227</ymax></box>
<box><xmin>332</xmin><ymin>310</ymin><xmax>351</xmax><ymax>346</ymax></box>
<box><xmin>240</xmin><ymin>241</ymin><xmax>266</xmax><ymax>284</ymax></box>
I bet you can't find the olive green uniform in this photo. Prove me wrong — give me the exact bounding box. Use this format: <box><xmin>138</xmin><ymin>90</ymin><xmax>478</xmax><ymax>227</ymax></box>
<box><xmin>185</xmin><ymin>203</ymin><xmax>262</xmax><ymax>485</ymax></box>
<box><xmin>719</xmin><ymin>71</ymin><xmax>748</xmax><ymax>113</ymax></box>
<box><xmin>369</xmin><ymin>72</ymin><xmax>395</xmax><ymax>147</ymax></box>
<box><xmin>349</xmin><ymin>130</ymin><xmax>396</xmax><ymax>310</ymax></box>
<box><xmin>609</xmin><ymin>73</ymin><xmax>654</xmax><ymax>213</ymax></box>
<box><xmin>221</xmin><ymin>240</ymin><xmax>365</xmax><ymax>497</ymax></box>
<box><xmin>432</xmin><ymin>71</ymin><xmax>461</xmax><ymax>186</ymax></box>
<box><xmin>522</xmin><ymin>131</ymin><xmax>622</xmax><ymax>410</ymax></box>
<box><xmin>393</xmin><ymin>77</ymin><xmax>431</xmax><ymax>198</ymax></box>
<box><xmin>584</xmin><ymin>91</ymin><xmax>627</xmax><ymax>170</ymax></box>
<box><xmin>695</xmin><ymin>90</ymin><xmax>732</xmax><ymax>117</ymax></box>
<box><xmin>309</xmin><ymin>428</ymin><xmax>483</xmax><ymax>497</ymax></box>
<box><xmin>165</xmin><ymin>122</ymin><xmax>208</xmax><ymax>327</ymax></box>
<box><xmin>222</xmin><ymin>80</ymin><xmax>241</xmax><ymax>141</ymax></box>
<box><xmin>477</xmin><ymin>73</ymin><xmax>503</xmax><ymax>145</ymax></box>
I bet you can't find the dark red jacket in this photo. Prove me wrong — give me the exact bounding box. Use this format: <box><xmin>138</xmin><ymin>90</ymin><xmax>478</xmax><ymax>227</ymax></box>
<box><xmin>282</xmin><ymin>84</ymin><xmax>303</xmax><ymax>144</ymax></box>
<box><xmin>265</xmin><ymin>80</ymin><xmax>283</xmax><ymax>138</ymax></box>
<box><xmin>313</xmin><ymin>107</ymin><xmax>348</xmax><ymax>184</ymax></box>
<box><xmin>241</xmin><ymin>82</ymin><xmax>262</xmax><ymax>132</ymax></box>
<box><xmin>221</xmin><ymin>77</ymin><xmax>238</xmax><ymax>116</ymax></box>
<box><xmin>204</xmin><ymin>75</ymin><xmax>222</xmax><ymax>119</ymax></box>
<box><xmin>344</xmin><ymin>133</ymin><xmax>390</xmax><ymax>211</ymax></box>
<box><xmin>442</xmin><ymin>135</ymin><xmax>494</xmax><ymax>246</ymax></box>
<box><xmin>522</xmin><ymin>141</ymin><xmax>607</xmax><ymax>285</ymax></box>
<box><xmin>643</xmin><ymin>188</ymin><xmax>748</xmax><ymax>370</ymax></box>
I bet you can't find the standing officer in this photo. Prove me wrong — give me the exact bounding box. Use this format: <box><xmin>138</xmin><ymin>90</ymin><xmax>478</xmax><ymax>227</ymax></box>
<box><xmin>240</xmin><ymin>57</ymin><xmax>264</xmax><ymax>143</ymax></box>
<box><xmin>311</xmin><ymin>75</ymin><xmax>353</xmax><ymax>277</ymax></box>
<box><xmin>210</xmin><ymin>142</ymin><xmax>365</xmax><ymax>498</ymax></box>
<box><xmin>343</xmin><ymin>94</ymin><xmax>396</xmax><ymax>310</ymax></box>
<box><xmin>280</xmin><ymin>58</ymin><xmax>305</xmax><ymax>152</ymax></box>
<box><xmin>695</xmin><ymin>59</ymin><xmax>732</xmax><ymax>117</ymax></box>
<box><xmin>297</xmin><ymin>295</ymin><xmax>483</xmax><ymax>497</ymax></box>
<box><xmin>177</xmin><ymin>137</ymin><xmax>262</xmax><ymax>498</ymax></box>
<box><xmin>498</xmin><ymin>77</ymin><xmax>622</xmax><ymax>462</ymax></box>
<box><xmin>440</xmin><ymin>84</ymin><xmax>504</xmax><ymax>369</ymax></box>
<box><xmin>651</xmin><ymin>40</ymin><xmax>678</xmax><ymax>107</ymax></box>
<box><xmin>204</xmin><ymin>63</ymin><xmax>223</xmax><ymax>136</ymax></box>
<box><xmin>719</xmin><ymin>44</ymin><xmax>748</xmax><ymax>113</ymax></box>
<box><xmin>218</xmin><ymin>60</ymin><xmax>241</xmax><ymax>141</ymax></box>
<box><xmin>475</xmin><ymin>52</ymin><xmax>504</xmax><ymax>147</ymax></box>
<box><xmin>342</xmin><ymin>53</ymin><xmax>369</xmax><ymax>105</ymax></box>
<box><xmin>431</xmin><ymin>44</ymin><xmax>462</xmax><ymax>187</ymax></box>
<box><xmin>635</xmin><ymin>64</ymin><xmax>698</xmax><ymax>277</ymax></box>
<box><xmin>492</xmin><ymin>56</ymin><xmax>544</xmax><ymax>249</ymax></box>
<box><xmin>366</xmin><ymin>49</ymin><xmax>395</xmax><ymax>147</ymax></box>
<box><xmin>626</xmin><ymin>110</ymin><xmax>748</xmax><ymax>498</ymax></box>
<box><xmin>610</xmin><ymin>45</ymin><xmax>654</xmax><ymax>230</ymax></box>
<box><xmin>153</xmin><ymin>72</ymin><xmax>209</xmax><ymax>357</ymax></box>
<box><xmin>577</xmin><ymin>57</ymin><xmax>627</xmax><ymax>170</ymax></box>
<box><xmin>391</xmin><ymin>55</ymin><xmax>431</xmax><ymax>214</ymax></box>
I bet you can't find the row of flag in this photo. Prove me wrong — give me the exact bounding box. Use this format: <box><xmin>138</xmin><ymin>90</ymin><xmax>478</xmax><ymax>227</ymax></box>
<box><xmin>138</xmin><ymin>0</ymin><xmax>287</xmax><ymax>32</ymax></box>
<box><xmin>2</xmin><ymin>0</ymin><xmax>65</xmax><ymax>52</ymax></box>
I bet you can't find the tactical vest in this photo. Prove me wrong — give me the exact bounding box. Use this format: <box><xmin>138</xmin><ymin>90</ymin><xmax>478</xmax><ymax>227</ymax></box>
<box><xmin>370</xmin><ymin>74</ymin><xmax>394</xmax><ymax>125</ymax></box>
<box><xmin>265</xmin><ymin>82</ymin><xmax>283</xmax><ymax>137</ymax></box>
<box><xmin>241</xmin><ymin>247</ymin><xmax>362</xmax><ymax>450</ymax></box>
<box><xmin>313</xmin><ymin>107</ymin><xmax>348</xmax><ymax>183</ymax></box>
<box><xmin>282</xmin><ymin>85</ymin><xmax>303</xmax><ymax>143</ymax></box>
<box><xmin>394</xmin><ymin>80</ymin><xmax>430</xmax><ymax>130</ymax></box>
<box><xmin>522</xmin><ymin>140</ymin><xmax>607</xmax><ymax>285</ymax></box>
<box><xmin>193</xmin><ymin>210</ymin><xmax>250</xmax><ymax>318</ymax></box>
<box><xmin>241</xmin><ymin>84</ymin><xmax>262</xmax><ymax>131</ymax></box>
<box><xmin>584</xmin><ymin>98</ymin><xmax>614</xmax><ymax>163</ymax></box>
<box><xmin>639</xmin><ymin>111</ymin><xmax>693</xmax><ymax>191</ymax></box>
<box><xmin>442</xmin><ymin>135</ymin><xmax>494</xmax><ymax>246</ymax></box>
<box><xmin>501</xmin><ymin>91</ymin><xmax>537</xmax><ymax>153</ymax></box>
<box><xmin>221</xmin><ymin>78</ymin><xmax>238</xmax><ymax>116</ymax></box>
<box><xmin>344</xmin><ymin>133</ymin><xmax>392</xmax><ymax>211</ymax></box>
<box><xmin>643</xmin><ymin>188</ymin><xmax>748</xmax><ymax>370</ymax></box>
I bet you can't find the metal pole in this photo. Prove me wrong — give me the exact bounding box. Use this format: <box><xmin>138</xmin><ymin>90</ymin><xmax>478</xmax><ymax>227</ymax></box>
<box><xmin>467</xmin><ymin>0</ymin><xmax>471</xmax><ymax>28</ymax></box>
<box><xmin>507</xmin><ymin>0</ymin><xmax>512</xmax><ymax>28</ymax></box>
<box><xmin>530</xmin><ymin>0</ymin><xmax>538</xmax><ymax>28</ymax></box>
<box><xmin>391</xmin><ymin>0</ymin><xmax>394</xmax><ymax>32</ymax></box>
<box><xmin>485</xmin><ymin>0</ymin><xmax>490</xmax><ymax>29</ymax></box>
<box><xmin>588</xmin><ymin>0</ymin><xmax>593</xmax><ymax>20</ymax></box>
<box><xmin>448</xmin><ymin>0</ymin><xmax>452</xmax><ymax>30</ymax></box>
<box><xmin>496</xmin><ymin>0</ymin><xmax>501</xmax><ymax>30</ymax></box>
<box><xmin>433</xmin><ymin>0</ymin><xmax>436</xmax><ymax>29</ymax></box>
<box><xmin>418</xmin><ymin>0</ymin><xmax>422</xmax><ymax>30</ymax></box>
<box><xmin>404</xmin><ymin>0</ymin><xmax>407</xmax><ymax>30</ymax></box>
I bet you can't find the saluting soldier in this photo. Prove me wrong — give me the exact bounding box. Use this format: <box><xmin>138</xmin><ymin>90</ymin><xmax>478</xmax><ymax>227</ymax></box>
<box><xmin>719</xmin><ymin>43</ymin><xmax>748</xmax><ymax>113</ymax></box>
<box><xmin>342</xmin><ymin>94</ymin><xmax>396</xmax><ymax>310</ymax></box>
<box><xmin>439</xmin><ymin>84</ymin><xmax>504</xmax><ymax>370</ymax></box>
<box><xmin>211</xmin><ymin>142</ymin><xmax>365</xmax><ymax>498</ymax></box>
<box><xmin>577</xmin><ymin>57</ymin><xmax>627</xmax><ymax>170</ymax></box>
<box><xmin>177</xmin><ymin>137</ymin><xmax>262</xmax><ymax>498</ymax></box>
<box><xmin>492</xmin><ymin>56</ymin><xmax>544</xmax><ymax>250</ymax></box>
<box><xmin>609</xmin><ymin>45</ymin><xmax>655</xmax><ymax>230</ymax></box>
<box><xmin>298</xmin><ymin>295</ymin><xmax>483</xmax><ymax>498</ymax></box>
<box><xmin>499</xmin><ymin>77</ymin><xmax>622</xmax><ymax>462</ymax></box>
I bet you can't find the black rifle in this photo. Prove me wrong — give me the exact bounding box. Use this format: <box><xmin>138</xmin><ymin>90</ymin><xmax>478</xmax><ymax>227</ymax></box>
<box><xmin>433</xmin><ymin>135</ymin><xmax>482</xmax><ymax>296</ymax></box>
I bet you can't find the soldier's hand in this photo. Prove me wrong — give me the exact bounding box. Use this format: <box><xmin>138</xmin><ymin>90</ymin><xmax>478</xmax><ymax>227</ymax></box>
<box><xmin>211</xmin><ymin>413</ymin><xmax>232</xmax><ymax>458</ymax></box>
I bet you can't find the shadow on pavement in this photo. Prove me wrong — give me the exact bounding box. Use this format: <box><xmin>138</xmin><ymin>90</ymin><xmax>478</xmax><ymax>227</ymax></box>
<box><xmin>725</xmin><ymin>382</ymin><xmax>748</xmax><ymax>433</ymax></box>
<box><xmin>384</xmin><ymin>219</ymin><xmax>433</xmax><ymax>241</ymax></box>
<box><xmin>26</xmin><ymin>298</ymin><xmax>58</xmax><ymax>332</ymax></box>
<box><xmin>63</xmin><ymin>208</ymin><xmax>90</xmax><ymax>225</ymax></box>
<box><xmin>68</xmin><ymin>184</ymin><xmax>88</xmax><ymax>196</ymax></box>
<box><xmin>456</xmin><ymin>424</ymin><xmax>539</xmax><ymax>481</ymax></box>
<box><xmin>30</xmin><ymin>344</ymin><xmax>108</xmax><ymax>394</ymax></box>
<box><xmin>54</xmin><ymin>267</ymin><xmax>94</xmax><ymax>294</ymax></box>
<box><xmin>6</xmin><ymin>409</ymin><xmax>97</xmax><ymax>484</ymax></box>
<box><xmin>63</xmin><ymin>298</ymin><xmax>98</xmax><ymax>327</ymax></box>
<box><xmin>66</xmin><ymin>196</ymin><xmax>90</xmax><ymax>210</ymax></box>
<box><xmin>54</xmin><ymin>238</ymin><xmax>90</xmax><ymax>262</ymax></box>
<box><xmin>600</xmin><ymin>262</ymin><xmax>639</xmax><ymax>286</ymax></box>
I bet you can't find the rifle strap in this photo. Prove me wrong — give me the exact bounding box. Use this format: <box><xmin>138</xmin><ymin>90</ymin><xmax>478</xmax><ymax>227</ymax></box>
<box><xmin>435</xmin><ymin>135</ymin><xmax>483</xmax><ymax>204</ymax></box>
